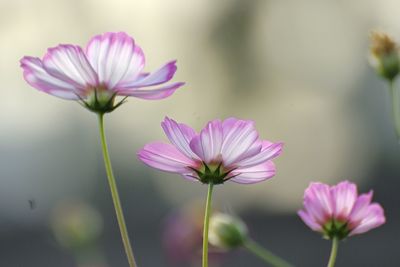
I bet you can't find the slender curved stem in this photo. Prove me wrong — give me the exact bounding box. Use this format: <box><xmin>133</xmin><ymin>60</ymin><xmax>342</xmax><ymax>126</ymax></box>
<box><xmin>98</xmin><ymin>114</ymin><xmax>137</xmax><ymax>267</ymax></box>
<box><xmin>388</xmin><ymin>80</ymin><xmax>400</xmax><ymax>141</ymax></box>
<box><xmin>327</xmin><ymin>237</ymin><xmax>339</xmax><ymax>267</ymax></box>
<box><xmin>202</xmin><ymin>183</ymin><xmax>214</xmax><ymax>267</ymax></box>
<box><xmin>243</xmin><ymin>239</ymin><xmax>293</xmax><ymax>267</ymax></box>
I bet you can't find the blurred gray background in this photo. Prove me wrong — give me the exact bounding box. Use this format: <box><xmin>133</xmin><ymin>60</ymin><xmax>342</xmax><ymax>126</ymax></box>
<box><xmin>0</xmin><ymin>0</ymin><xmax>399</xmax><ymax>266</ymax></box>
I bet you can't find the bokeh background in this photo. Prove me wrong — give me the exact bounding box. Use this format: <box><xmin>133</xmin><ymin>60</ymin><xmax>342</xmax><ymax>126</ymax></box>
<box><xmin>1</xmin><ymin>0</ymin><xmax>399</xmax><ymax>266</ymax></box>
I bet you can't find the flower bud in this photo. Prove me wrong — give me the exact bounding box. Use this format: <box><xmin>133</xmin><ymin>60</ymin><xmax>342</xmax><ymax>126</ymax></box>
<box><xmin>369</xmin><ymin>31</ymin><xmax>400</xmax><ymax>81</ymax></box>
<box><xmin>208</xmin><ymin>213</ymin><xmax>248</xmax><ymax>249</ymax></box>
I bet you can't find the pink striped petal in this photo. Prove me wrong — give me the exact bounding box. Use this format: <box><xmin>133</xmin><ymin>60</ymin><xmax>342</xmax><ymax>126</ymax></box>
<box><xmin>121</xmin><ymin>61</ymin><xmax>177</xmax><ymax>88</ymax></box>
<box><xmin>303</xmin><ymin>183</ymin><xmax>334</xmax><ymax>224</ymax></box>
<box><xmin>349</xmin><ymin>203</ymin><xmax>385</xmax><ymax>236</ymax></box>
<box><xmin>331</xmin><ymin>181</ymin><xmax>357</xmax><ymax>221</ymax></box>
<box><xmin>298</xmin><ymin>210</ymin><xmax>323</xmax><ymax>232</ymax></box>
<box><xmin>43</xmin><ymin>44</ymin><xmax>98</xmax><ymax>92</ymax></box>
<box><xmin>189</xmin><ymin>120</ymin><xmax>223</xmax><ymax>163</ymax></box>
<box><xmin>348</xmin><ymin>191</ymin><xmax>373</xmax><ymax>228</ymax></box>
<box><xmin>229</xmin><ymin>161</ymin><xmax>276</xmax><ymax>184</ymax></box>
<box><xmin>236</xmin><ymin>141</ymin><xmax>283</xmax><ymax>168</ymax></box>
<box><xmin>117</xmin><ymin>82</ymin><xmax>184</xmax><ymax>100</ymax></box>
<box><xmin>138</xmin><ymin>142</ymin><xmax>197</xmax><ymax>173</ymax></box>
<box><xmin>85</xmin><ymin>32</ymin><xmax>144</xmax><ymax>89</ymax></box>
<box><xmin>161</xmin><ymin>117</ymin><xmax>199</xmax><ymax>159</ymax></box>
<box><xmin>220</xmin><ymin>118</ymin><xmax>261</xmax><ymax>166</ymax></box>
<box><xmin>20</xmin><ymin>56</ymin><xmax>79</xmax><ymax>99</ymax></box>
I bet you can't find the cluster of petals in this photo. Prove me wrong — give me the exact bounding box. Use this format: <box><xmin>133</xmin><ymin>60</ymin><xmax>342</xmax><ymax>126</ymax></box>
<box><xmin>138</xmin><ymin>117</ymin><xmax>283</xmax><ymax>184</ymax></box>
<box><xmin>20</xmin><ymin>32</ymin><xmax>184</xmax><ymax>101</ymax></box>
<box><xmin>298</xmin><ymin>181</ymin><xmax>385</xmax><ymax>237</ymax></box>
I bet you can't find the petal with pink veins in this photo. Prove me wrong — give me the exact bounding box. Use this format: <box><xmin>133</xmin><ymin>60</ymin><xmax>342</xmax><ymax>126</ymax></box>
<box><xmin>331</xmin><ymin>181</ymin><xmax>357</xmax><ymax>221</ymax></box>
<box><xmin>120</xmin><ymin>61</ymin><xmax>177</xmax><ymax>88</ymax></box>
<box><xmin>349</xmin><ymin>203</ymin><xmax>385</xmax><ymax>236</ymax></box>
<box><xmin>348</xmin><ymin>191</ymin><xmax>373</xmax><ymax>228</ymax></box>
<box><xmin>161</xmin><ymin>117</ymin><xmax>199</xmax><ymax>159</ymax></box>
<box><xmin>298</xmin><ymin>210</ymin><xmax>323</xmax><ymax>232</ymax></box>
<box><xmin>43</xmin><ymin>44</ymin><xmax>98</xmax><ymax>92</ymax></box>
<box><xmin>221</xmin><ymin>118</ymin><xmax>261</xmax><ymax>166</ymax></box>
<box><xmin>229</xmin><ymin>161</ymin><xmax>275</xmax><ymax>184</ymax></box>
<box><xmin>303</xmin><ymin>183</ymin><xmax>334</xmax><ymax>222</ymax></box>
<box><xmin>20</xmin><ymin>56</ymin><xmax>80</xmax><ymax>99</ymax></box>
<box><xmin>85</xmin><ymin>32</ymin><xmax>144</xmax><ymax>89</ymax></box>
<box><xmin>236</xmin><ymin>141</ymin><xmax>283</xmax><ymax>168</ymax></box>
<box><xmin>117</xmin><ymin>82</ymin><xmax>184</xmax><ymax>100</ymax></box>
<box><xmin>138</xmin><ymin>142</ymin><xmax>197</xmax><ymax>173</ymax></box>
<box><xmin>189</xmin><ymin>120</ymin><xmax>223</xmax><ymax>163</ymax></box>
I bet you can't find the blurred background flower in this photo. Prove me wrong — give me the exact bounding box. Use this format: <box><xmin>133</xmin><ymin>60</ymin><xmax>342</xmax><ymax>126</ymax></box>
<box><xmin>163</xmin><ymin>201</ymin><xmax>224</xmax><ymax>267</ymax></box>
<box><xmin>0</xmin><ymin>0</ymin><xmax>399</xmax><ymax>266</ymax></box>
<box><xmin>51</xmin><ymin>200</ymin><xmax>108</xmax><ymax>267</ymax></box>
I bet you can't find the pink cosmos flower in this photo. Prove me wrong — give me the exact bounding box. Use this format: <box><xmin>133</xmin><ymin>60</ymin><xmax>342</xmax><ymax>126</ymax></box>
<box><xmin>20</xmin><ymin>32</ymin><xmax>184</xmax><ymax>113</ymax></box>
<box><xmin>138</xmin><ymin>117</ymin><xmax>283</xmax><ymax>184</ymax></box>
<box><xmin>298</xmin><ymin>181</ymin><xmax>385</xmax><ymax>239</ymax></box>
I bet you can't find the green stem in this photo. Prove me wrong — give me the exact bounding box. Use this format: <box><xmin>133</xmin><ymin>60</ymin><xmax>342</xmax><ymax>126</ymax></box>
<box><xmin>327</xmin><ymin>237</ymin><xmax>339</xmax><ymax>267</ymax></box>
<box><xmin>98</xmin><ymin>114</ymin><xmax>137</xmax><ymax>267</ymax></box>
<box><xmin>202</xmin><ymin>183</ymin><xmax>214</xmax><ymax>267</ymax></box>
<box><xmin>243</xmin><ymin>239</ymin><xmax>293</xmax><ymax>267</ymax></box>
<box><xmin>389</xmin><ymin>80</ymin><xmax>400</xmax><ymax>141</ymax></box>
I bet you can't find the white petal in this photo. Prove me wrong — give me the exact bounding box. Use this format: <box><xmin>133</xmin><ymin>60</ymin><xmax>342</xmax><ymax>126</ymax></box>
<box><xmin>86</xmin><ymin>32</ymin><xmax>144</xmax><ymax>89</ymax></box>
<box><xmin>161</xmin><ymin>117</ymin><xmax>199</xmax><ymax>159</ymax></box>
<box><xmin>189</xmin><ymin>120</ymin><xmax>223</xmax><ymax>163</ymax></box>
<box><xmin>20</xmin><ymin>56</ymin><xmax>80</xmax><ymax>100</ymax></box>
<box><xmin>43</xmin><ymin>44</ymin><xmax>97</xmax><ymax>92</ymax></box>
<box><xmin>221</xmin><ymin>118</ymin><xmax>261</xmax><ymax>166</ymax></box>
<box><xmin>236</xmin><ymin>141</ymin><xmax>283</xmax><ymax>168</ymax></box>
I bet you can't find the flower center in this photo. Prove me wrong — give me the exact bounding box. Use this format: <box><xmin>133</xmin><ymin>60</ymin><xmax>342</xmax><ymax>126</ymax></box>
<box><xmin>189</xmin><ymin>162</ymin><xmax>236</xmax><ymax>185</ymax></box>
<box><xmin>322</xmin><ymin>219</ymin><xmax>350</xmax><ymax>240</ymax></box>
<box><xmin>78</xmin><ymin>85</ymin><xmax>126</xmax><ymax>114</ymax></box>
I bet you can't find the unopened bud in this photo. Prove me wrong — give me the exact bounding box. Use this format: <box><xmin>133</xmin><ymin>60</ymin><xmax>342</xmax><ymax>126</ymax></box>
<box><xmin>369</xmin><ymin>31</ymin><xmax>400</xmax><ymax>81</ymax></box>
<box><xmin>208</xmin><ymin>213</ymin><xmax>248</xmax><ymax>249</ymax></box>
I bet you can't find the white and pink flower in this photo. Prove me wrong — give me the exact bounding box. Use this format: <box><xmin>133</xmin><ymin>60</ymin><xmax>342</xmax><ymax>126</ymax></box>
<box><xmin>138</xmin><ymin>117</ymin><xmax>283</xmax><ymax>184</ymax></box>
<box><xmin>298</xmin><ymin>181</ymin><xmax>386</xmax><ymax>239</ymax></box>
<box><xmin>20</xmin><ymin>32</ymin><xmax>184</xmax><ymax>113</ymax></box>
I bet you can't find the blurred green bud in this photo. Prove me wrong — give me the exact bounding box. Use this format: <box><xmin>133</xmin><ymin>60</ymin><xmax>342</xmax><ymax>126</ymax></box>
<box><xmin>51</xmin><ymin>201</ymin><xmax>103</xmax><ymax>250</ymax></box>
<box><xmin>208</xmin><ymin>213</ymin><xmax>248</xmax><ymax>249</ymax></box>
<box><xmin>369</xmin><ymin>31</ymin><xmax>400</xmax><ymax>81</ymax></box>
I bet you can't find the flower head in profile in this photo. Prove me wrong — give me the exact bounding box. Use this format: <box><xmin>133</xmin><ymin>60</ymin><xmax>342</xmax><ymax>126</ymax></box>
<box><xmin>369</xmin><ymin>31</ymin><xmax>400</xmax><ymax>81</ymax></box>
<box><xmin>20</xmin><ymin>32</ymin><xmax>184</xmax><ymax>113</ymax></box>
<box><xmin>298</xmin><ymin>181</ymin><xmax>385</xmax><ymax>240</ymax></box>
<box><xmin>138</xmin><ymin>117</ymin><xmax>283</xmax><ymax>184</ymax></box>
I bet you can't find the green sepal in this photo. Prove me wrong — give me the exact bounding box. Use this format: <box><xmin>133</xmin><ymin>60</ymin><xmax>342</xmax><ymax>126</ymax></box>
<box><xmin>322</xmin><ymin>219</ymin><xmax>351</xmax><ymax>240</ymax></box>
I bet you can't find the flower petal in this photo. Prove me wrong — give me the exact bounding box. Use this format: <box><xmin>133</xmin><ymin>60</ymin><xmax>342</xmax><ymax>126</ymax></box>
<box><xmin>303</xmin><ymin>183</ymin><xmax>334</xmax><ymax>225</ymax></box>
<box><xmin>236</xmin><ymin>141</ymin><xmax>283</xmax><ymax>168</ymax></box>
<box><xmin>229</xmin><ymin>161</ymin><xmax>276</xmax><ymax>184</ymax></box>
<box><xmin>138</xmin><ymin>142</ymin><xmax>197</xmax><ymax>173</ymax></box>
<box><xmin>43</xmin><ymin>44</ymin><xmax>98</xmax><ymax>92</ymax></box>
<box><xmin>119</xmin><ymin>60</ymin><xmax>177</xmax><ymax>88</ymax></box>
<box><xmin>117</xmin><ymin>82</ymin><xmax>184</xmax><ymax>99</ymax></box>
<box><xmin>20</xmin><ymin>56</ymin><xmax>79</xmax><ymax>99</ymax></box>
<box><xmin>189</xmin><ymin>120</ymin><xmax>223</xmax><ymax>163</ymax></box>
<box><xmin>86</xmin><ymin>32</ymin><xmax>145</xmax><ymax>89</ymax></box>
<box><xmin>161</xmin><ymin>117</ymin><xmax>199</xmax><ymax>159</ymax></box>
<box><xmin>220</xmin><ymin>118</ymin><xmax>261</xmax><ymax>166</ymax></box>
<box><xmin>331</xmin><ymin>181</ymin><xmax>357</xmax><ymax>221</ymax></box>
<box><xmin>298</xmin><ymin>210</ymin><xmax>323</xmax><ymax>232</ymax></box>
<box><xmin>348</xmin><ymin>191</ymin><xmax>373</xmax><ymax>228</ymax></box>
<box><xmin>349</xmin><ymin>203</ymin><xmax>385</xmax><ymax>236</ymax></box>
